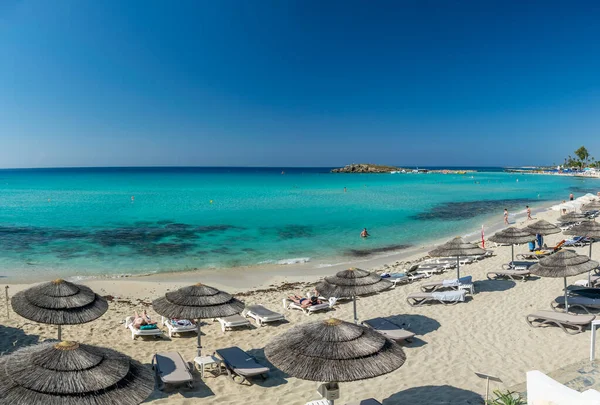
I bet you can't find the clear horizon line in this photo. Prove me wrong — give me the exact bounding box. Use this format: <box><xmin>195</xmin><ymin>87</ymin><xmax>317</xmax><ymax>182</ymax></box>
<box><xmin>0</xmin><ymin>164</ymin><xmax>523</xmax><ymax>170</ymax></box>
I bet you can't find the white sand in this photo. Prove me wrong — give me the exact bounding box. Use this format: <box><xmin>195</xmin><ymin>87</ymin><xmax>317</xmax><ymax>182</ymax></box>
<box><xmin>1</xmin><ymin>208</ymin><xmax>598</xmax><ymax>404</ymax></box>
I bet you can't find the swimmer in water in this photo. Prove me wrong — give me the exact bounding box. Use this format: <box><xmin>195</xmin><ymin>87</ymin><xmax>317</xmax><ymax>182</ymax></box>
<box><xmin>131</xmin><ymin>196</ymin><xmax>135</xmax><ymax>202</ymax></box>
<box><xmin>361</xmin><ymin>228</ymin><xmax>370</xmax><ymax>238</ymax></box>
<box><xmin>344</xmin><ymin>187</ymin><xmax>347</xmax><ymax>193</ymax></box>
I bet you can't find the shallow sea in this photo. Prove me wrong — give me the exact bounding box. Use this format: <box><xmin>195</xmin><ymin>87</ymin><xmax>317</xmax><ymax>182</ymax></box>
<box><xmin>0</xmin><ymin>167</ymin><xmax>595</xmax><ymax>280</ymax></box>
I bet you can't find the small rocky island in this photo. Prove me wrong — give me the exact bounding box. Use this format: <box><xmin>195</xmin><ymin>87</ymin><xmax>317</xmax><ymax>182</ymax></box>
<box><xmin>331</xmin><ymin>163</ymin><xmax>401</xmax><ymax>173</ymax></box>
<box><xmin>331</xmin><ymin>163</ymin><xmax>476</xmax><ymax>174</ymax></box>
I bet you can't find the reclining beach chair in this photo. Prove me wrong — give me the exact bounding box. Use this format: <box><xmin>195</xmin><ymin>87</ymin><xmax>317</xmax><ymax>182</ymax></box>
<box><xmin>124</xmin><ymin>316</ymin><xmax>163</xmax><ymax>340</ymax></box>
<box><xmin>420</xmin><ymin>276</ymin><xmax>473</xmax><ymax>293</ymax></box>
<box><xmin>243</xmin><ymin>304</ymin><xmax>285</xmax><ymax>326</ymax></box>
<box><xmin>215</xmin><ymin>314</ymin><xmax>251</xmax><ymax>332</ymax></box>
<box><xmin>526</xmin><ymin>310</ymin><xmax>595</xmax><ymax>335</ymax></box>
<box><xmin>406</xmin><ymin>290</ymin><xmax>466</xmax><ymax>307</ymax></box>
<box><xmin>161</xmin><ymin>317</ymin><xmax>198</xmax><ymax>338</ymax></box>
<box><xmin>283</xmin><ymin>297</ymin><xmax>337</xmax><ymax>315</ymax></box>
<box><xmin>573</xmin><ymin>275</ymin><xmax>600</xmax><ymax>288</ymax></box>
<box><xmin>487</xmin><ymin>269</ymin><xmax>531</xmax><ymax>282</ymax></box>
<box><xmin>216</xmin><ymin>346</ymin><xmax>270</xmax><ymax>385</ymax></box>
<box><xmin>564</xmin><ymin>236</ymin><xmax>590</xmax><ymax>247</ymax></box>
<box><xmin>381</xmin><ymin>272</ymin><xmax>429</xmax><ymax>288</ymax></box>
<box><xmin>552</xmin><ymin>296</ymin><xmax>600</xmax><ymax>314</ymax></box>
<box><xmin>152</xmin><ymin>351</ymin><xmax>194</xmax><ymax>390</ymax></box>
<box><xmin>362</xmin><ymin>317</ymin><xmax>415</xmax><ymax>342</ymax></box>
<box><xmin>414</xmin><ymin>264</ymin><xmax>449</xmax><ymax>277</ymax></box>
<box><xmin>501</xmin><ymin>261</ymin><xmax>536</xmax><ymax>270</ymax></box>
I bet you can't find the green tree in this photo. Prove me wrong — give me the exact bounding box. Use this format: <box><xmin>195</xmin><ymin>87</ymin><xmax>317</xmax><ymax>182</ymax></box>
<box><xmin>575</xmin><ymin>146</ymin><xmax>589</xmax><ymax>167</ymax></box>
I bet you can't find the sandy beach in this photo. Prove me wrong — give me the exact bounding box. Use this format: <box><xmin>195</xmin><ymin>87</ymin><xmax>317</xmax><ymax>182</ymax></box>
<box><xmin>1</xmin><ymin>206</ymin><xmax>598</xmax><ymax>405</ymax></box>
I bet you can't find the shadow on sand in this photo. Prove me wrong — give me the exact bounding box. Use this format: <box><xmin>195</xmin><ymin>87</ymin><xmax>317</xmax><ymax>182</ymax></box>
<box><xmin>0</xmin><ymin>324</ymin><xmax>39</xmax><ymax>355</ymax></box>
<box><xmin>383</xmin><ymin>385</ymin><xmax>483</xmax><ymax>405</ymax></box>
<box><xmin>247</xmin><ymin>348</ymin><xmax>289</xmax><ymax>388</ymax></box>
<box><xmin>474</xmin><ymin>279</ymin><xmax>517</xmax><ymax>293</ymax></box>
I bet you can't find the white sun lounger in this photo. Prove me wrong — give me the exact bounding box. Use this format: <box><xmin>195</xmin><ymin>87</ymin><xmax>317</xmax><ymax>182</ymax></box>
<box><xmin>487</xmin><ymin>269</ymin><xmax>531</xmax><ymax>281</ymax></box>
<box><xmin>420</xmin><ymin>276</ymin><xmax>473</xmax><ymax>293</ymax></box>
<box><xmin>283</xmin><ymin>297</ymin><xmax>337</xmax><ymax>315</ymax></box>
<box><xmin>162</xmin><ymin>317</ymin><xmax>198</xmax><ymax>338</ymax></box>
<box><xmin>362</xmin><ymin>317</ymin><xmax>415</xmax><ymax>342</ymax></box>
<box><xmin>552</xmin><ymin>296</ymin><xmax>600</xmax><ymax>314</ymax></box>
<box><xmin>243</xmin><ymin>305</ymin><xmax>285</xmax><ymax>326</ymax></box>
<box><xmin>216</xmin><ymin>346</ymin><xmax>270</xmax><ymax>385</ymax></box>
<box><xmin>124</xmin><ymin>316</ymin><xmax>163</xmax><ymax>340</ymax></box>
<box><xmin>406</xmin><ymin>290</ymin><xmax>466</xmax><ymax>307</ymax></box>
<box><xmin>215</xmin><ymin>314</ymin><xmax>251</xmax><ymax>332</ymax></box>
<box><xmin>152</xmin><ymin>351</ymin><xmax>194</xmax><ymax>390</ymax></box>
<box><xmin>526</xmin><ymin>310</ymin><xmax>595</xmax><ymax>335</ymax></box>
<box><xmin>501</xmin><ymin>261</ymin><xmax>536</xmax><ymax>270</ymax></box>
<box><xmin>381</xmin><ymin>272</ymin><xmax>429</xmax><ymax>288</ymax></box>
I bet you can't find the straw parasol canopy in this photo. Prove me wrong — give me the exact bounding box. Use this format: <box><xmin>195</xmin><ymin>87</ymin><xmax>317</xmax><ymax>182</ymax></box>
<box><xmin>525</xmin><ymin>219</ymin><xmax>561</xmax><ymax>236</ymax></box>
<box><xmin>564</xmin><ymin>220</ymin><xmax>600</xmax><ymax>240</ymax></box>
<box><xmin>564</xmin><ymin>221</ymin><xmax>600</xmax><ymax>283</ymax></box>
<box><xmin>530</xmin><ymin>250</ymin><xmax>599</xmax><ymax>312</ymax></box>
<box><xmin>488</xmin><ymin>227</ymin><xmax>534</xmax><ymax>262</ymax></box>
<box><xmin>583</xmin><ymin>200</ymin><xmax>600</xmax><ymax>211</ymax></box>
<box><xmin>558</xmin><ymin>212</ymin><xmax>587</xmax><ymax>223</ymax></box>
<box><xmin>428</xmin><ymin>237</ymin><xmax>485</xmax><ymax>279</ymax></box>
<box><xmin>265</xmin><ymin>318</ymin><xmax>405</xmax><ymax>383</ymax></box>
<box><xmin>0</xmin><ymin>341</ymin><xmax>153</xmax><ymax>405</ymax></box>
<box><xmin>315</xmin><ymin>268</ymin><xmax>392</xmax><ymax>324</ymax></box>
<box><xmin>152</xmin><ymin>283</ymin><xmax>245</xmax><ymax>356</ymax></box>
<box><xmin>11</xmin><ymin>279</ymin><xmax>108</xmax><ymax>340</ymax></box>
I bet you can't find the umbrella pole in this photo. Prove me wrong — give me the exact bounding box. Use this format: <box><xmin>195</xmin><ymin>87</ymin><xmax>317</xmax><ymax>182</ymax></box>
<box><xmin>564</xmin><ymin>277</ymin><xmax>569</xmax><ymax>313</ymax></box>
<box><xmin>456</xmin><ymin>256</ymin><xmax>460</xmax><ymax>280</ymax></box>
<box><xmin>590</xmin><ymin>242</ymin><xmax>595</xmax><ymax>286</ymax></box>
<box><xmin>511</xmin><ymin>245</ymin><xmax>515</xmax><ymax>263</ymax></box>
<box><xmin>197</xmin><ymin>319</ymin><xmax>202</xmax><ymax>357</ymax></box>
<box><xmin>58</xmin><ymin>325</ymin><xmax>61</xmax><ymax>341</ymax></box>
<box><xmin>353</xmin><ymin>296</ymin><xmax>358</xmax><ymax>324</ymax></box>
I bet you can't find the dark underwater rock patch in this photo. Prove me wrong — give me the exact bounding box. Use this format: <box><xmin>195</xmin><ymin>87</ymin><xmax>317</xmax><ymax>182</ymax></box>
<box><xmin>413</xmin><ymin>199</ymin><xmax>542</xmax><ymax>221</ymax></box>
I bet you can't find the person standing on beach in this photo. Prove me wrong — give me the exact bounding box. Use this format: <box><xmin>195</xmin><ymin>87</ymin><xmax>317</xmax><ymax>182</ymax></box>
<box><xmin>503</xmin><ymin>208</ymin><xmax>509</xmax><ymax>225</ymax></box>
<box><xmin>570</xmin><ymin>193</ymin><xmax>574</xmax><ymax>201</ymax></box>
<box><xmin>526</xmin><ymin>205</ymin><xmax>532</xmax><ymax>220</ymax></box>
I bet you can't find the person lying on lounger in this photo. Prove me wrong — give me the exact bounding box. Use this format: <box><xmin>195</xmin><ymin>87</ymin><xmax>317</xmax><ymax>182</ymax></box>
<box><xmin>288</xmin><ymin>290</ymin><xmax>322</xmax><ymax>308</ymax></box>
<box><xmin>132</xmin><ymin>310</ymin><xmax>157</xmax><ymax>329</ymax></box>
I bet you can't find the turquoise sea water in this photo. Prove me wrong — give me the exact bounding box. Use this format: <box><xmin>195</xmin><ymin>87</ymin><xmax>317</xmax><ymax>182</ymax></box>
<box><xmin>0</xmin><ymin>167</ymin><xmax>596</xmax><ymax>281</ymax></box>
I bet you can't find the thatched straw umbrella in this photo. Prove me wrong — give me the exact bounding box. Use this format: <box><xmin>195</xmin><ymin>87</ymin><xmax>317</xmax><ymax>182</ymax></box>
<box><xmin>525</xmin><ymin>220</ymin><xmax>561</xmax><ymax>249</ymax></box>
<box><xmin>315</xmin><ymin>268</ymin><xmax>392</xmax><ymax>324</ymax></box>
<box><xmin>583</xmin><ymin>200</ymin><xmax>600</xmax><ymax>213</ymax></box>
<box><xmin>529</xmin><ymin>250</ymin><xmax>599</xmax><ymax>312</ymax></box>
<box><xmin>488</xmin><ymin>227</ymin><xmax>534</xmax><ymax>262</ymax></box>
<box><xmin>558</xmin><ymin>212</ymin><xmax>587</xmax><ymax>223</ymax></box>
<box><xmin>525</xmin><ymin>220</ymin><xmax>561</xmax><ymax>236</ymax></box>
<box><xmin>428</xmin><ymin>237</ymin><xmax>485</xmax><ymax>280</ymax></box>
<box><xmin>564</xmin><ymin>220</ymin><xmax>600</xmax><ymax>284</ymax></box>
<box><xmin>0</xmin><ymin>341</ymin><xmax>153</xmax><ymax>405</ymax></box>
<box><xmin>265</xmin><ymin>318</ymin><xmax>405</xmax><ymax>404</ymax></box>
<box><xmin>152</xmin><ymin>283</ymin><xmax>244</xmax><ymax>356</ymax></box>
<box><xmin>11</xmin><ymin>279</ymin><xmax>108</xmax><ymax>340</ymax></box>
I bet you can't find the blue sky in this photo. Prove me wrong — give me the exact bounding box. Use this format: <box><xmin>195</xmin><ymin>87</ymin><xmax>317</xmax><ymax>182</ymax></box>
<box><xmin>1</xmin><ymin>1</ymin><xmax>600</xmax><ymax>168</ymax></box>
